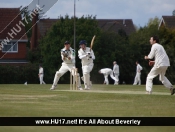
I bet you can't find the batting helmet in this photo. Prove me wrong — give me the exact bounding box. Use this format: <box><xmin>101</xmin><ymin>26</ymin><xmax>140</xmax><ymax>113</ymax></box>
<box><xmin>79</xmin><ymin>40</ymin><xmax>87</xmax><ymax>45</ymax></box>
<box><xmin>64</xmin><ymin>41</ymin><xmax>70</xmax><ymax>44</ymax></box>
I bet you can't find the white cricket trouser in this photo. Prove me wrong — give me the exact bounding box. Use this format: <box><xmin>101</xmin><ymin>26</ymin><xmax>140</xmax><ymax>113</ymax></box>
<box><xmin>104</xmin><ymin>74</ymin><xmax>109</xmax><ymax>85</ymax></box>
<box><xmin>82</xmin><ymin>63</ymin><xmax>94</xmax><ymax>88</ymax></box>
<box><xmin>39</xmin><ymin>74</ymin><xmax>46</xmax><ymax>84</ymax></box>
<box><xmin>146</xmin><ymin>66</ymin><xmax>173</xmax><ymax>92</ymax></box>
<box><xmin>104</xmin><ymin>72</ymin><xmax>117</xmax><ymax>85</ymax></box>
<box><xmin>133</xmin><ymin>72</ymin><xmax>141</xmax><ymax>85</ymax></box>
<box><xmin>52</xmin><ymin>63</ymin><xmax>81</xmax><ymax>88</ymax></box>
<box><xmin>114</xmin><ymin>73</ymin><xmax>119</xmax><ymax>84</ymax></box>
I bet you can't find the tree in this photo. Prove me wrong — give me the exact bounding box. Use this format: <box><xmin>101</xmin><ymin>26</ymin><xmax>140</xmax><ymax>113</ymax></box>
<box><xmin>158</xmin><ymin>28</ymin><xmax>175</xmax><ymax>83</ymax></box>
<box><xmin>147</xmin><ymin>16</ymin><xmax>160</xmax><ymax>27</ymax></box>
<box><xmin>172</xmin><ymin>10</ymin><xmax>175</xmax><ymax>16</ymax></box>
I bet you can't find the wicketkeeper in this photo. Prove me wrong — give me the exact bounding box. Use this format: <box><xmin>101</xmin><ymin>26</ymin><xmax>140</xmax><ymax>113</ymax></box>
<box><xmin>50</xmin><ymin>41</ymin><xmax>82</xmax><ymax>90</ymax></box>
<box><xmin>99</xmin><ymin>68</ymin><xmax>118</xmax><ymax>85</ymax></box>
<box><xmin>78</xmin><ymin>40</ymin><xmax>95</xmax><ymax>90</ymax></box>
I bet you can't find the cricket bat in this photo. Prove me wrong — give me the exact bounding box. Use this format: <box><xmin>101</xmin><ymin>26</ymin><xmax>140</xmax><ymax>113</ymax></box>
<box><xmin>90</xmin><ymin>35</ymin><xmax>96</xmax><ymax>52</ymax></box>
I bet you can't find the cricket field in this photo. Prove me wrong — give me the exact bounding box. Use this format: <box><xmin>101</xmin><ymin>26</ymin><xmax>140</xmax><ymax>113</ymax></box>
<box><xmin>0</xmin><ymin>84</ymin><xmax>175</xmax><ymax>132</ymax></box>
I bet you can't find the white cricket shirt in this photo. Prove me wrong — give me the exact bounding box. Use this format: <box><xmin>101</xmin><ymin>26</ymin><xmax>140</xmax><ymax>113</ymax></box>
<box><xmin>100</xmin><ymin>68</ymin><xmax>112</xmax><ymax>75</ymax></box>
<box><xmin>148</xmin><ymin>43</ymin><xmax>170</xmax><ymax>67</ymax></box>
<box><xmin>113</xmin><ymin>64</ymin><xmax>119</xmax><ymax>74</ymax></box>
<box><xmin>78</xmin><ymin>47</ymin><xmax>95</xmax><ymax>66</ymax></box>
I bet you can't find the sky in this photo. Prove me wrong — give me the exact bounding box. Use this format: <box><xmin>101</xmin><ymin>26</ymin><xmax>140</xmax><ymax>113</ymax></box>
<box><xmin>1</xmin><ymin>0</ymin><xmax>175</xmax><ymax>27</ymax></box>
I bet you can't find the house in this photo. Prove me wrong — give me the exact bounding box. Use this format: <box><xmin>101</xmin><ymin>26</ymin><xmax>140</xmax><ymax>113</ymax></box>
<box><xmin>30</xmin><ymin>17</ymin><xmax>136</xmax><ymax>50</ymax></box>
<box><xmin>158</xmin><ymin>16</ymin><xmax>175</xmax><ymax>30</ymax></box>
<box><xmin>97</xmin><ymin>19</ymin><xmax>136</xmax><ymax>35</ymax></box>
<box><xmin>0</xmin><ymin>8</ymin><xmax>28</xmax><ymax>65</ymax></box>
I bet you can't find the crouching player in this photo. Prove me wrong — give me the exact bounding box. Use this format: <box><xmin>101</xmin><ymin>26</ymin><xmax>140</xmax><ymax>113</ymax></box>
<box><xmin>99</xmin><ymin>68</ymin><xmax>118</xmax><ymax>85</ymax></box>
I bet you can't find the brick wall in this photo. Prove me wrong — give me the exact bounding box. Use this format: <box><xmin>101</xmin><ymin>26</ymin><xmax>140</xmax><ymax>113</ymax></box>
<box><xmin>0</xmin><ymin>42</ymin><xmax>27</xmax><ymax>59</ymax></box>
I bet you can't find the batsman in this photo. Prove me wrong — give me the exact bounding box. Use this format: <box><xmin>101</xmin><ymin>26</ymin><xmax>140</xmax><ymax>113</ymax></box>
<box><xmin>78</xmin><ymin>36</ymin><xmax>96</xmax><ymax>90</ymax></box>
<box><xmin>50</xmin><ymin>41</ymin><xmax>82</xmax><ymax>90</ymax></box>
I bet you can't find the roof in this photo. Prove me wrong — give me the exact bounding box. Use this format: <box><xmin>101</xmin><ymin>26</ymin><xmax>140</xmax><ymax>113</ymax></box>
<box><xmin>38</xmin><ymin>19</ymin><xmax>59</xmax><ymax>37</ymax></box>
<box><xmin>97</xmin><ymin>19</ymin><xmax>136</xmax><ymax>35</ymax></box>
<box><xmin>37</xmin><ymin>18</ymin><xmax>136</xmax><ymax>37</ymax></box>
<box><xmin>159</xmin><ymin>16</ymin><xmax>175</xmax><ymax>29</ymax></box>
<box><xmin>0</xmin><ymin>8</ymin><xmax>27</xmax><ymax>40</ymax></box>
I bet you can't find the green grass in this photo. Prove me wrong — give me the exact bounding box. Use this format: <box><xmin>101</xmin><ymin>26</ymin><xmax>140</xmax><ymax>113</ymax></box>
<box><xmin>0</xmin><ymin>84</ymin><xmax>175</xmax><ymax>132</ymax></box>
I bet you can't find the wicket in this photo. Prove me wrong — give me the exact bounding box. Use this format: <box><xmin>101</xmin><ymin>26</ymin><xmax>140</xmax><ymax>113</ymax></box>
<box><xmin>70</xmin><ymin>68</ymin><xmax>78</xmax><ymax>90</ymax></box>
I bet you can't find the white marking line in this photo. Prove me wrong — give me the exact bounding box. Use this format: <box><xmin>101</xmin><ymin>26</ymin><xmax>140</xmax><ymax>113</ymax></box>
<box><xmin>0</xmin><ymin>94</ymin><xmax>57</xmax><ymax>98</ymax></box>
<box><xmin>53</xmin><ymin>90</ymin><xmax>170</xmax><ymax>95</ymax></box>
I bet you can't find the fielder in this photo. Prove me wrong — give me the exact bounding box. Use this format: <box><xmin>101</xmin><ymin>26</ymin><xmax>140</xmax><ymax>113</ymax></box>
<box><xmin>144</xmin><ymin>36</ymin><xmax>175</xmax><ymax>95</ymax></box>
<box><xmin>38</xmin><ymin>65</ymin><xmax>46</xmax><ymax>84</ymax></box>
<box><xmin>113</xmin><ymin>61</ymin><xmax>119</xmax><ymax>85</ymax></box>
<box><xmin>50</xmin><ymin>41</ymin><xmax>82</xmax><ymax>90</ymax></box>
<box><xmin>133</xmin><ymin>61</ymin><xmax>142</xmax><ymax>85</ymax></box>
<box><xmin>78</xmin><ymin>40</ymin><xmax>95</xmax><ymax>90</ymax></box>
<box><xmin>99</xmin><ymin>68</ymin><xmax>117</xmax><ymax>85</ymax></box>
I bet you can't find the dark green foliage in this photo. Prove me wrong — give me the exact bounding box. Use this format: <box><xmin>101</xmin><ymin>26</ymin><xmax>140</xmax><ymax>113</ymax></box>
<box><xmin>158</xmin><ymin>28</ymin><xmax>175</xmax><ymax>83</ymax></box>
<box><xmin>0</xmin><ymin>64</ymin><xmax>39</xmax><ymax>84</ymax></box>
<box><xmin>26</xmin><ymin>48</ymin><xmax>43</xmax><ymax>64</ymax></box>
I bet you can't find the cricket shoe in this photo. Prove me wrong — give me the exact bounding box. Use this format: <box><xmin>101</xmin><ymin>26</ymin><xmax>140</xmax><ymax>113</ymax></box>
<box><xmin>79</xmin><ymin>88</ymin><xmax>83</xmax><ymax>90</ymax></box>
<box><xmin>170</xmin><ymin>88</ymin><xmax>175</xmax><ymax>95</ymax></box>
<box><xmin>114</xmin><ymin>81</ymin><xmax>118</xmax><ymax>85</ymax></box>
<box><xmin>78</xmin><ymin>86</ymin><xmax>83</xmax><ymax>90</ymax></box>
<box><xmin>84</xmin><ymin>87</ymin><xmax>90</xmax><ymax>90</ymax></box>
<box><xmin>146</xmin><ymin>91</ymin><xmax>152</xmax><ymax>95</ymax></box>
<box><xmin>89</xmin><ymin>81</ymin><xmax>92</xmax><ymax>89</ymax></box>
<box><xmin>84</xmin><ymin>84</ymin><xmax>90</xmax><ymax>90</ymax></box>
<box><xmin>50</xmin><ymin>86</ymin><xmax>56</xmax><ymax>90</ymax></box>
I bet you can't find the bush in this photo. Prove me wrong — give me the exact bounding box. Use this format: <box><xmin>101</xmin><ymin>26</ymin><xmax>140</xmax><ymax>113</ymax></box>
<box><xmin>0</xmin><ymin>63</ymin><xmax>39</xmax><ymax>84</ymax></box>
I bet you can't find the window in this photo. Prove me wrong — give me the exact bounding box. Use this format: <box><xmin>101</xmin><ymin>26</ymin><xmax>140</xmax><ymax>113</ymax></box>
<box><xmin>2</xmin><ymin>42</ymin><xmax>18</xmax><ymax>53</ymax></box>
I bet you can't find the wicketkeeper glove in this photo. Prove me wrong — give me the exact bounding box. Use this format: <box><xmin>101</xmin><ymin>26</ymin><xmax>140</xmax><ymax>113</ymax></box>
<box><xmin>62</xmin><ymin>51</ymin><xmax>68</xmax><ymax>57</ymax></box>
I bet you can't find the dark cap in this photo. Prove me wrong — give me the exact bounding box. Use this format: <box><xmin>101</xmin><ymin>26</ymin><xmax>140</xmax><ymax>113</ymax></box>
<box><xmin>64</xmin><ymin>41</ymin><xmax>70</xmax><ymax>44</ymax></box>
<box><xmin>79</xmin><ymin>40</ymin><xmax>87</xmax><ymax>45</ymax></box>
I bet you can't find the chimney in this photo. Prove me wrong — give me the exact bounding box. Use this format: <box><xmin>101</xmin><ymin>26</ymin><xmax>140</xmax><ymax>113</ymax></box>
<box><xmin>123</xmin><ymin>19</ymin><xmax>126</xmax><ymax>26</ymax></box>
<box><xmin>30</xmin><ymin>13</ymin><xmax>38</xmax><ymax>50</ymax></box>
